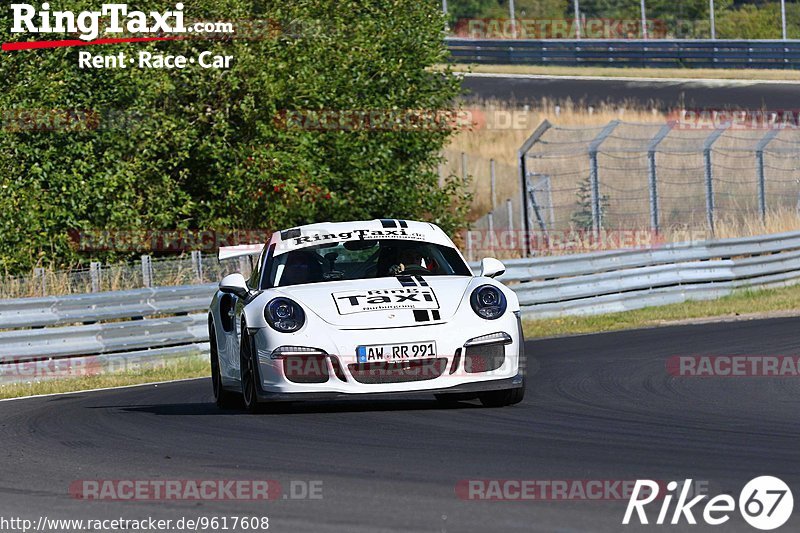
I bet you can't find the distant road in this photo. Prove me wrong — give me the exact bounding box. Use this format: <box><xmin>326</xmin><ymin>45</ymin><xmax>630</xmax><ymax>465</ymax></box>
<box><xmin>461</xmin><ymin>72</ymin><xmax>800</xmax><ymax>109</ymax></box>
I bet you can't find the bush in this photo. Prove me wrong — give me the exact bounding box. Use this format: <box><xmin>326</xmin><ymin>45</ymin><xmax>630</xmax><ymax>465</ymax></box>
<box><xmin>0</xmin><ymin>0</ymin><xmax>470</xmax><ymax>273</ymax></box>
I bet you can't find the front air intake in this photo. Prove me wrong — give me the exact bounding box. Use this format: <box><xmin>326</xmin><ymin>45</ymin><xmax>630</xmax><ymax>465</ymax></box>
<box><xmin>348</xmin><ymin>358</ymin><xmax>448</xmax><ymax>384</ymax></box>
<box><xmin>283</xmin><ymin>355</ymin><xmax>329</xmax><ymax>384</ymax></box>
<box><xmin>463</xmin><ymin>343</ymin><xmax>505</xmax><ymax>373</ymax></box>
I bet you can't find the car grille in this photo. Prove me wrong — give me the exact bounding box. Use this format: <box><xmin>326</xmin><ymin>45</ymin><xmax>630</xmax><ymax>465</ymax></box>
<box><xmin>283</xmin><ymin>355</ymin><xmax>329</xmax><ymax>384</ymax></box>
<box><xmin>464</xmin><ymin>343</ymin><xmax>505</xmax><ymax>373</ymax></box>
<box><xmin>348</xmin><ymin>358</ymin><xmax>448</xmax><ymax>384</ymax></box>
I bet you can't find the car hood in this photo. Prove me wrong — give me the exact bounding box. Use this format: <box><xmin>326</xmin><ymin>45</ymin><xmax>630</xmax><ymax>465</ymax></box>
<box><xmin>274</xmin><ymin>276</ymin><xmax>473</xmax><ymax>328</ymax></box>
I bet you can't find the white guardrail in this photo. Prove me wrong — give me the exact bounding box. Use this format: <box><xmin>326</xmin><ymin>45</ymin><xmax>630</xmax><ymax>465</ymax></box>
<box><xmin>2</xmin><ymin>230</ymin><xmax>800</xmax><ymax>384</ymax></box>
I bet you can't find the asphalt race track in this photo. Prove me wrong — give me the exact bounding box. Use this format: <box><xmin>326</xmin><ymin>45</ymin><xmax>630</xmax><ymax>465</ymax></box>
<box><xmin>461</xmin><ymin>73</ymin><xmax>800</xmax><ymax>110</ymax></box>
<box><xmin>2</xmin><ymin>317</ymin><xmax>800</xmax><ymax>532</ymax></box>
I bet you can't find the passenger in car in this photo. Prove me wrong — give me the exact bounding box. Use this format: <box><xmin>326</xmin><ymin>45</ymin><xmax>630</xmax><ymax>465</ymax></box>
<box><xmin>280</xmin><ymin>251</ymin><xmax>324</xmax><ymax>286</ymax></box>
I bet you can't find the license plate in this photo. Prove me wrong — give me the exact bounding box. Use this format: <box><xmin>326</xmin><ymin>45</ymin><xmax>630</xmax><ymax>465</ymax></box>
<box><xmin>356</xmin><ymin>341</ymin><xmax>437</xmax><ymax>363</ymax></box>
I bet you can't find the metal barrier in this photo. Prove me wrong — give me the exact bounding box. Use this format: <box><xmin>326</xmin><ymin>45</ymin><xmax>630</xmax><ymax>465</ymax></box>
<box><xmin>3</xmin><ymin>229</ymin><xmax>800</xmax><ymax>384</ymax></box>
<box><xmin>488</xmin><ymin>230</ymin><xmax>800</xmax><ymax>317</ymax></box>
<box><xmin>0</xmin><ymin>284</ymin><xmax>215</xmax><ymax>385</ymax></box>
<box><xmin>0</xmin><ymin>314</ymin><xmax>208</xmax><ymax>361</ymax></box>
<box><xmin>0</xmin><ymin>283</ymin><xmax>216</xmax><ymax>329</ymax></box>
<box><xmin>446</xmin><ymin>39</ymin><xmax>800</xmax><ymax>68</ymax></box>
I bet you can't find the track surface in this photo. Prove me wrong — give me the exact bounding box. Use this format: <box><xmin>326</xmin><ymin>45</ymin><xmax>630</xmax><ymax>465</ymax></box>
<box><xmin>2</xmin><ymin>317</ymin><xmax>800</xmax><ymax>532</ymax></box>
<box><xmin>462</xmin><ymin>74</ymin><xmax>800</xmax><ymax>110</ymax></box>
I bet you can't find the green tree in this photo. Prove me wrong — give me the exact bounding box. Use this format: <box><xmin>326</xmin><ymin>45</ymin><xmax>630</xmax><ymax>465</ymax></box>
<box><xmin>570</xmin><ymin>175</ymin><xmax>609</xmax><ymax>230</ymax></box>
<box><xmin>448</xmin><ymin>0</ymin><xmax>499</xmax><ymax>19</ymax></box>
<box><xmin>0</xmin><ymin>0</ymin><xmax>470</xmax><ymax>273</ymax></box>
<box><xmin>716</xmin><ymin>2</ymin><xmax>800</xmax><ymax>39</ymax></box>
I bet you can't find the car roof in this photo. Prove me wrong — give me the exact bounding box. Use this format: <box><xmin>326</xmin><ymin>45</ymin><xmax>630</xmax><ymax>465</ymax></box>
<box><xmin>270</xmin><ymin>219</ymin><xmax>455</xmax><ymax>255</ymax></box>
<box><xmin>218</xmin><ymin>219</ymin><xmax>456</xmax><ymax>261</ymax></box>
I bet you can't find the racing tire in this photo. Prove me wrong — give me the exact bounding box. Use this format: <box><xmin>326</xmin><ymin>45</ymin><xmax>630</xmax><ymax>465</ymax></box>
<box><xmin>239</xmin><ymin>327</ymin><xmax>262</xmax><ymax>414</ymax></box>
<box><xmin>478</xmin><ymin>378</ymin><xmax>525</xmax><ymax>407</ymax></box>
<box><xmin>210</xmin><ymin>328</ymin><xmax>239</xmax><ymax>409</ymax></box>
<box><xmin>434</xmin><ymin>393</ymin><xmax>477</xmax><ymax>404</ymax></box>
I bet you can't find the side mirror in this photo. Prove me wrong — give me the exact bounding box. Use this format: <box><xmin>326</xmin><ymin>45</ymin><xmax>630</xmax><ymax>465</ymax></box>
<box><xmin>219</xmin><ymin>273</ymin><xmax>249</xmax><ymax>297</ymax></box>
<box><xmin>480</xmin><ymin>257</ymin><xmax>505</xmax><ymax>279</ymax></box>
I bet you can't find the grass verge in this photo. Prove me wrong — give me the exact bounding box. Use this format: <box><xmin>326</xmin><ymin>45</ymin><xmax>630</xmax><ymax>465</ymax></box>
<box><xmin>0</xmin><ymin>355</ymin><xmax>209</xmax><ymax>400</ymax></box>
<box><xmin>523</xmin><ymin>284</ymin><xmax>800</xmax><ymax>339</ymax></box>
<box><xmin>448</xmin><ymin>63</ymin><xmax>800</xmax><ymax>82</ymax></box>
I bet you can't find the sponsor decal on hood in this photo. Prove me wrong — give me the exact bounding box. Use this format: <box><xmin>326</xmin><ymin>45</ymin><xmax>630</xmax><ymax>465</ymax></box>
<box><xmin>332</xmin><ymin>286</ymin><xmax>439</xmax><ymax>315</ymax></box>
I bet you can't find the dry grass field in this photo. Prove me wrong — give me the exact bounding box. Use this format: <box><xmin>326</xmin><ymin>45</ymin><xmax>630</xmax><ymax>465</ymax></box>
<box><xmin>443</xmin><ymin>101</ymin><xmax>663</xmax><ymax>216</ymax></box>
<box><xmin>448</xmin><ymin>63</ymin><xmax>800</xmax><ymax>82</ymax></box>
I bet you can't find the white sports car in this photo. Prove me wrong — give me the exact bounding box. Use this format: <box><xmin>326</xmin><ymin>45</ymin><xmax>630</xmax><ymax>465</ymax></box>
<box><xmin>208</xmin><ymin>219</ymin><xmax>525</xmax><ymax>412</ymax></box>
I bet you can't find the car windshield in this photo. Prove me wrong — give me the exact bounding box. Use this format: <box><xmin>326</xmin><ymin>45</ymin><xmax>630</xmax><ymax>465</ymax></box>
<box><xmin>265</xmin><ymin>239</ymin><xmax>472</xmax><ymax>288</ymax></box>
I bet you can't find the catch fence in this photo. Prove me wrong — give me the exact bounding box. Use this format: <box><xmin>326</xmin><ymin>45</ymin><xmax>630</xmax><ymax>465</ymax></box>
<box><xmin>470</xmin><ymin>119</ymin><xmax>800</xmax><ymax>258</ymax></box>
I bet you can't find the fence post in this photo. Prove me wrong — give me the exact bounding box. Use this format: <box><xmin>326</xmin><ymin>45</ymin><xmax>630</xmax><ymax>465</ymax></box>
<box><xmin>487</xmin><ymin>211</ymin><xmax>495</xmax><ymax>254</ymax></box>
<box><xmin>755</xmin><ymin>129</ymin><xmax>779</xmax><ymax>224</ymax></box>
<box><xmin>704</xmin><ymin>150</ymin><xmax>714</xmax><ymax>234</ymax></box>
<box><xmin>90</xmin><ymin>262</ymin><xmax>101</xmax><ymax>293</ymax></box>
<box><xmin>34</xmin><ymin>267</ymin><xmax>46</xmax><ymax>296</ymax></box>
<box><xmin>506</xmin><ymin>198</ymin><xmax>513</xmax><ymax>231</ymax></box>
<box><xmin>527</xmin><ymin>175</ymin><xmax>551</xmax><ymax>240</ymax></box>
<box><xmin>461</xmin><ymin>152</ymin><xmax>468</xmax><ymax>184</ymax></box>
<box><xmin>545</xmin><ymin>175</ymin><xmax>555</xmax><ymax>231</ymax></box>
<box><xmin>141</xmin><ymin>255</ymin><xmax>153</xmax><ymax>288</ymax></box>
<box><xmin>589</xmin><ymin>155</ymin><xmax>600</xmax><ymax>232</ymax></box>
<box><xmin>518</xmin><ymin>120</ymin><xmax>552</xmax><ymax>257</ymax></box>
<box><xmin>490</xmin><ymin>159</ymin><xmax>496</xmax><ymax>211</ymax></box>
<box><xmin>647</xmin><ymin>122</ymin><xmax>674</xmax><ymax>233</ymax></box>
<box><xmin>191</xmin><ymin>250</ymin><xmax>203</xmax><ymax>283</ymax></box>
<box><xmin>588</xmin><ymin>121</ymin><xmax>620</xmax><ymax>235</ymax></box>
<box><xmin>703</xmin><ymin>126</ymin><xmax>728</xmax><ymax>235</ymax></box>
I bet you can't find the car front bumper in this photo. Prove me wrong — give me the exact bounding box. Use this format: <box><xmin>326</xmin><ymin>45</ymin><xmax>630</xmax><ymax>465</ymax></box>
<box><xmin>250</xmin><ymin>313</ymin><xmax>525</xmax><ymax>400</ymax></box>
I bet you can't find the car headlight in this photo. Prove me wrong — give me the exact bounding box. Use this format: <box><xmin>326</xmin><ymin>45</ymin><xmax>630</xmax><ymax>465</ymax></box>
<box><xmin>264</xmin><ymin>298</ymin><xmax>305</xmax><ymax>333</ymax></box>
<box><xmin>470</xmin><ymin>285</ymin><xmax>507</xmax><ymax>320</ymax></box>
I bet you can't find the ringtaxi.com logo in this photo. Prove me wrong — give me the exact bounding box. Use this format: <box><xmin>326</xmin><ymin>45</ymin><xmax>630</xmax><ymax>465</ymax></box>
<box><xmin>623</xmin><ymin>477</ymin><xmax>793</xmax><ymax>530</ymax></box>
<box><xmin>9</xmin><ymin>3</ymin><xmax>229</xmax><ymax>42</ymax></box>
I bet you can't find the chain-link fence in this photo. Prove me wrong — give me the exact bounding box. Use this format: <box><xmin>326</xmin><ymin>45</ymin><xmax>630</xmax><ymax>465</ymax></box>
<box><xmin>517</xmin><ymin>120</ymin><xmax>800</xmax><ymax>244</ymax></box>
<box><xmin>440</xmin><ymin>149</ymin><xmax>525</xmax><ymax>261</ymax></box>
<box><xmin>463</xmin><ymin>119</ymin><xmax>800</xmax><ymax>259</ymax></box>
<box><xmin>0</xmin><ymin>252</ymin><xmax>251</xmax><ymax>299</ymax></box>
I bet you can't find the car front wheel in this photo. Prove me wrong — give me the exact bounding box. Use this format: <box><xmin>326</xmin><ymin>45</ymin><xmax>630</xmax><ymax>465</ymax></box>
<box><xmin>478</xmin><ymin>378</ymin><xmax>525</xmax><ymax>407</ymax></box>
<box><xmin>210</xmin><ymin>328</ymin><xmax>238</xmax><ymax>409</ymax></box>
<box><xmin>239</xmin><ymin>328</ymin><xmax>261</xmax><ymax>413</ymax></box>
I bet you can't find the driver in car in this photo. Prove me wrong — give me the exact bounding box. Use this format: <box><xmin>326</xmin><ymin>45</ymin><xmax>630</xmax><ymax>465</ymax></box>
<box><xmin>389</xmin><ymin>247</ymin><xmax>426</xmax><ymax>275</ymax></box>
